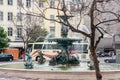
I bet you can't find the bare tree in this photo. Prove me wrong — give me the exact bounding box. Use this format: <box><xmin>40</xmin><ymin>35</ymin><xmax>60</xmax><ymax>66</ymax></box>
<box><xmin>13</xmin><ymin>13</ymin><xmax>48</xmax><ymax>61</ymax></box>
<box><xmin>19</xmin><ymin>0</ymin><xmax>120</xmax><ymax>80</ymax></box>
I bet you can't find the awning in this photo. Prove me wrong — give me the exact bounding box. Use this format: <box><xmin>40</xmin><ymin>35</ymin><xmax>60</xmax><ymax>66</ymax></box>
<box><xmin>9</xmin><ymin>42</ymin><xmax>24</xmax><ymax>48</ymax></box>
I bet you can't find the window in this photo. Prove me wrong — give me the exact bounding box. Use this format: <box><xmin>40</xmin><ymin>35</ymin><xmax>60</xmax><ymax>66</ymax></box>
<box><xmin>26</xmin><ymin>0</ymin><xmax>31</xmax><ymax>8</ymax></box>
<box><xmin>8</xmin><ymin>0</ymin><xmax>13</xmax><ymax>5</ymax></box>
<box><xmin>50</xmin><ymin>15</ymin><xmax>55</xmax><ymax>23</ymax></box>
<box><xmin>39</xmin><ymin>17</ymin><xmax>44</xmax><ymax>22</ymax></box>
<box><xmin>8</xmin><ymin>27</ymin><xmax>13</xmax><ymax>36</ymax></box>
<box><xmin>70</xmin><ymin>2</ymin><xmax>76</xmax><ymax>11</ymax></box>
<box><xmin>73</xmin><ymin>44</ymin><xmax>88</xmax><ymax>53</ymax></box>
<box><xmin>50</xmin><ymin>26</ymin><xmax>55</xmax><ymax>32</ymax></box>
<box><xmin>77</xmin><ymin>13</ymin><xmax>80</xmax><ymax>19</ymax></box>
<box><xmin>50</xmin><ymin>26</ymin><xmax>55</xmax><ymax>37</ymax></box>
<box><xmin>17</xmin><ymin>13</ymin><xmax>22</xmax><ymax>21</ymax></box>
<box><xmin>0</xmin><ymin>11</ymin><xmax>3</xmax><ymax>20</ymax></box>
<box><xmin>50</xmin><ymin>0</ymin><xmax>55</xmax><ymax>8</ymax></box>
<box><xmin>39</xmin><ymin>0</ymin><xmax>44</xmax><ymax>8</ymax></box>
<box><xmin>8</xmin><ymin>12</ymin><xmax>13</xmax><ymax>21</ymax></box>
<box><xmin>34</xmin><ymin>44</ymin><xmax>42</xmax><ymax>49</ymax></box>
<box><xmin>17</xmin><ymin>26</ymin><xmax>22</xmax><ymax>38</ymax></box>
<box><xmin>17</xmin><ymin>0</ymin><xmax>22</xmax><ymax>6</ymax></box>
<box><xmin>0</xmin><ymin>0</ymin><xmax>3</xmax><ymax>5</ymax></box>
<box><xmin>26</xmin><ymin>14</ymin><xmax>31</xmax><ymax>22</ymax></box>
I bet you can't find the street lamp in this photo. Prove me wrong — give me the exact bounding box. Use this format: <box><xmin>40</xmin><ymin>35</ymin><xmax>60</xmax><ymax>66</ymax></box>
<box><xmin>112</xmin><ymin>34</ymin><xmax>115</xmax><ymax>51</ymax></box>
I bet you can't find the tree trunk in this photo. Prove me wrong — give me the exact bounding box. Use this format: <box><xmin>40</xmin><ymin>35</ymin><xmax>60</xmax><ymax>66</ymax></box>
<box><xmin>90</xmin><ymin>46</ymin><xmax>102</xmax><ymax>80</ymax></box>
<box><xmin>23</xmin><ymin>42</ymin><xmax>26</xmax><ymax>62</ymax></box>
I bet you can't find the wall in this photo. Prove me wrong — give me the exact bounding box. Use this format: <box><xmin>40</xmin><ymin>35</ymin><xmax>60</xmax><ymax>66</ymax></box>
<box><xmin>3</xmin><ymin>48</ymin><xmax>19</xmax><ymax>60</ymax></box>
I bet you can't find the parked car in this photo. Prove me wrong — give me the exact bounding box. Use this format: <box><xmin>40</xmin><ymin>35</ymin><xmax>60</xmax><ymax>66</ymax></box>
<box><xmin>0</xmin><ymin>53</ymin><xmax>13</xmax><ymax>61</ymax></box>
<box><xmin>96</xmin><ymin>51</ymin><xmax>104</xmax><ymax>57</ymax></box>
<box><xmin>104</xmin><ymin>55</ymin><xmax>116</xmax><ymax>63</ymax></box>
<box><xmin>96</xmin><ymin>48</ymin><xmax>115</xmax><ymax>57</ymax></box>
<box><xmin>104</xmin><ymin>58</ymin><xmax>116</xmax><ymax>63</ymax></box>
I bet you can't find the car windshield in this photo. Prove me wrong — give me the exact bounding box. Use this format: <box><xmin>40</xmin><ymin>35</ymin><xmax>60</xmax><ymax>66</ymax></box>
<box><xmin>0</xmin><ymin>54</ymin><xmax>5</xmax><ymax>57</ymax></box>
<box><xmin>0</xmin><ymin>54</ymin><xmax>11</xmax><ymax>57</ymax></box>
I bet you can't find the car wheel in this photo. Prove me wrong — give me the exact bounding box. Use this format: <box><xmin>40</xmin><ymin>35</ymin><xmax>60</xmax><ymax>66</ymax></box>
<box><xmin>35</xmin><ymin>56</ymin><xmax>40</xmax><ymax>61</ymax></box>
<box><xmin>9</xmin><ymin>58</ymin><xmax>13</xmax><ymax>62</ymax></box>
<box><xmin>105</xmin><ymin>60</ymin><xmax>109</xmax><ymax>63</ymax></box>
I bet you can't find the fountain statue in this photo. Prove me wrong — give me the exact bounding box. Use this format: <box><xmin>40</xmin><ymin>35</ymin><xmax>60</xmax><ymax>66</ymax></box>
<box><xmin>48</xmin><ymin>15</ymin><xmax>81</xmax><ymax>66</ymax></box>
<box><xmin>24</xmin><ymin>49</ymin><xmax>33</xmax><ymax>69</ymax></box>
<box><xmin>37</xmin><ymin>51</ymin><xmax>46</xmax><ymax>64</ymax></box>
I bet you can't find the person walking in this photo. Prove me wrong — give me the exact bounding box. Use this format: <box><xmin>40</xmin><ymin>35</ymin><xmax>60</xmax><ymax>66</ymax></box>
<box><xmin>21</xmin><ymin>49</ymin><xmax>25</xmax><ymax>61</ymax></box>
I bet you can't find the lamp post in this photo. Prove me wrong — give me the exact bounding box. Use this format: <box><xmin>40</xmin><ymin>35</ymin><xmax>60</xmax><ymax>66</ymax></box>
<box><xmin>112</xmin><ymin>34</ymin><xmax>115</xmax><ymax>52</ymax></box>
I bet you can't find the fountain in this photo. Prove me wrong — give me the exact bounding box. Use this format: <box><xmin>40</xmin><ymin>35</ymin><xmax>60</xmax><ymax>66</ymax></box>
<box><xmin>47</xmin><ymin>15</ymin><xmax>81</xmax><ymax>66</ymax></box>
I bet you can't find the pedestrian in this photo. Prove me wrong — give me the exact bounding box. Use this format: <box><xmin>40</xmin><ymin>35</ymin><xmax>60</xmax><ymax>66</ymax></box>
<box><xmin>21</xmin><ymin>49</ymin><xmax>25</xmax><ymax>60</ymax></box>
<box><xmin>112</xmin><ymin>51</ymin><xmax>116</xmax><ymax>59</ymax></box>
<box><xmin>19</xmin><ymin>49</ymin><xmax>22</xmax><ymax>59</ymax></box>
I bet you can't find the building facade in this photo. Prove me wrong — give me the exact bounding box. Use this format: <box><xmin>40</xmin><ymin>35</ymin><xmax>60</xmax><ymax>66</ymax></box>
<box><xmin>0</xmin><ymin>0</ymin><xmax>62</xmax><ymax>48</ymax></box>
<box><xmin>0</xmin><ymin>0</ymin><xmax>84</xmax><ymax>48</ymax></box>
<box><xmin>0</xmin><ymin>0</ymin><xmax>35</xmax><ymax>48</ymax></box>
<box><xmin>0</xmin><ymin>0</ymin><xmax>120</xmax><ymax>51</ymax></box>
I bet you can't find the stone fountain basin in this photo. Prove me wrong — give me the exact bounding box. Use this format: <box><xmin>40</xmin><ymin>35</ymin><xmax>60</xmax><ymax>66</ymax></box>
<box><xmin>0</xmin><ymin>62</ymin><xmax>120</xmax><ymax>80</ymax></box>
<box><xmin>0</xmin><ymin>61</ymin><xmax>120</xmax><ymax>71</ymax></box>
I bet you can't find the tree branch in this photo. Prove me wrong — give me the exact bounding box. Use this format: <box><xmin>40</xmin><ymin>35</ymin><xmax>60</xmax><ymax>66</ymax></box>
<box><xmin>95</xmin><ymin>27</ymin><xmax>104</xmax><ymax>48</ymax></box>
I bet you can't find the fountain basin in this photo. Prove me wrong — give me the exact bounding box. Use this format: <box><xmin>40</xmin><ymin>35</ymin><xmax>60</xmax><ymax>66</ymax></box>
<box><xmin>1</xmin><ymin>61</ymin><xmax>120</xmax><ymax>71</ymax></box>
<box><xmin>0</xmin><ymin>62</ymin><xmax>120</xmax><ymax>80</ymax></box>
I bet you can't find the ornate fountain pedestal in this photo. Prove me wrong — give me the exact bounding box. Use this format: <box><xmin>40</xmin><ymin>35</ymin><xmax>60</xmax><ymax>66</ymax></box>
<box><xmin>48</xmin><ymin>38</ymin><xmax>80</xmax><ymax>66</ymax></box>
<box><xmin>48</xmin><ymin>15</ymin><xmax>81</xmax><ymax>66</ymax></box>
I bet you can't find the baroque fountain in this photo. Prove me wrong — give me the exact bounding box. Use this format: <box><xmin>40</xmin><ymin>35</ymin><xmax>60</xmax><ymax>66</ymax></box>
<box><xmin>47</xmin><ymin>15</ymin><xmax>81</xmax><ymax>66</ymax></box>
<box><xmin>0</xmin><ymin>14</ymin><xmax>119</xmax><ymax>71</ymax></box>
<box><xmin>24</xmin><ymin>15</ymin><xmax>81</xmax><ymax>69</ymax></box>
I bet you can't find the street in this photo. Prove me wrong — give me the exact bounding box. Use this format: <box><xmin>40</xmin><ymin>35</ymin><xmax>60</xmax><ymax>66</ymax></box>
<box><xmin>98</xmin><ymin>57</ymin><xmax>111</xmax><ymax>63</ymax></box>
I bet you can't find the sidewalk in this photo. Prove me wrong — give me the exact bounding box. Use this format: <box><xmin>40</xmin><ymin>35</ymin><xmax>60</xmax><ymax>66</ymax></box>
<box><xmin>0</xmin><ymin>68</ymin><xmax>120</xmax><ymax>80</ymax></box>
